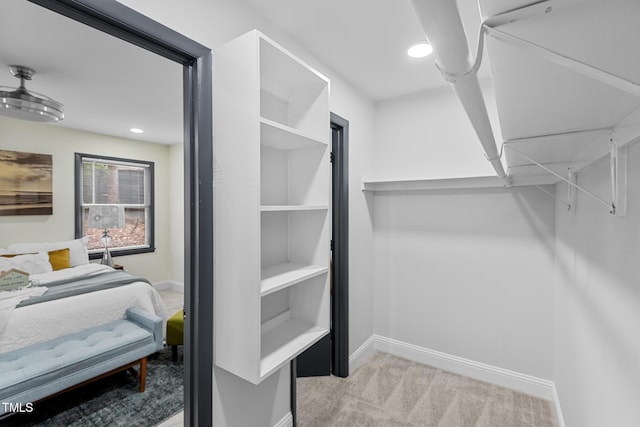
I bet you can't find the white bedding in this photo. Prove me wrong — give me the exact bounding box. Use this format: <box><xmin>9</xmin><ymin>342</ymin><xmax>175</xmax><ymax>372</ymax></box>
<box><xmin>0</xmin><ymin>264</ymin><xmax>168</xmax><ymax>353</ymax></box>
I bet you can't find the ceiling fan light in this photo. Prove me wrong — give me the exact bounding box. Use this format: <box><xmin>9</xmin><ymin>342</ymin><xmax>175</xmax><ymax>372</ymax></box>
<box><xmin>0</xmin><ymin>65</ymin><xmax>64</xmax><ymax>123</ymax></box>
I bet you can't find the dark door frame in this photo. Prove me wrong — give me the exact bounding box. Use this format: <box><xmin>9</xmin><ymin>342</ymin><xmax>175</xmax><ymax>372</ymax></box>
<box><xmin>331</xmin><ymin>112</ymin><xmax>349</xmax><ymax>378</ymax></box>
<box><xmin>26</xmin><ymin>1</ymin><xmax>214</xmax><ymax>426</ymax></box>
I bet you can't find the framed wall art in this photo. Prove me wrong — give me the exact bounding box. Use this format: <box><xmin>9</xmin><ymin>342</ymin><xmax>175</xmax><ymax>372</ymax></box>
<box><xmin>0</xmin><ymin>149</ymin><xmax>52</xmax><ymax>216</ymax></box>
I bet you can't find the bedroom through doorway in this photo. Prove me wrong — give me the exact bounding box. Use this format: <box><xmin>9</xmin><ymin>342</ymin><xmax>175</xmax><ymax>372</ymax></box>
<box><xmin>0</xmin><ymin>1</ymin><xmax>213</xmax><ymax>425</ymax></box>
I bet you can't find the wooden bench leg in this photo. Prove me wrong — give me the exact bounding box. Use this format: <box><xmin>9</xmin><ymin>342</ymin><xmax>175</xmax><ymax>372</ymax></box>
<box><xmin>139</xmin><ymin>357</ymin><xmax>147</xmax><ymax>392</ymax></box>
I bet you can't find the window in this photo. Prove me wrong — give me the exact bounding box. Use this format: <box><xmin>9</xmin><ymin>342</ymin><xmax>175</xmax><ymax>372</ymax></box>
<box><xmin>75</xmin><ymin>153</ymin><xmax>155</xmax><ymax>258</ymax></box>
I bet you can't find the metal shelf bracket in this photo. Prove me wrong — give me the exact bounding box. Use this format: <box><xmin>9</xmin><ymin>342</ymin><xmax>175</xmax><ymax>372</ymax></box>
<box><xmin>610</xmin><ymin>137</ymin><xmax>628</xmax><ymax>217</ymax></box>
<box><xmin>567</xmin><ymin>169</ymin><xmax>575</xmax><ymax>213</ymax></box>
<box><xmin>505</xmin><ymin>140</ymin><xmax>626</xmax><ymax>217</ymax></box>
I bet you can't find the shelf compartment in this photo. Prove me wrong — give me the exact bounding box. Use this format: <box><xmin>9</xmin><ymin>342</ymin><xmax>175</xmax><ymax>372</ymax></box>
<box><xmin>259</xmin><ymin>35</ymin><xmax>328</xmax><ymax>96</ymax></box>
<box><xmin>261</xmin><ymin>117</ymin><xmax>327</xmax><ymax>150</ymax></box>
<box><xmin>260</xmin><ymin>144</ymin><xmax>329</xmax><ymax>206</ymax></box>
<box><xmin>260</xmin><ymin>205</ymin><xmax>328</xmax><ymax>212</ymax></box>
<box><xmin>261</xmin><ymin>210</ymin><xmax>329</xmax><ymax>270</ymax></box>
<box><xmin>259</xmin><ymin>35</ymin><xmax>329</xmax><ymax>139</ymax></box>
<box><xmin>259</xmin><ymin>272</ymin><xmax>330</xmax><ymax>382</ymax></box>
<box><xmin>261</xmin><ymin>262</ymin><xmax>329</xmax><ymax>296</ymax></box>
<box><xmin>260</xmin><ymin>317</ymin><xmax>328</xmax><ymax>380</ymax></box>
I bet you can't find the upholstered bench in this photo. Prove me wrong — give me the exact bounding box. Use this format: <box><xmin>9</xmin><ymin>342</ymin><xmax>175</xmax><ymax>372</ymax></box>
<box><xmin>0</xmin><ymin>307</ymin><xmax>163</xmax><ymax>415</ymax></box>
<box><xmin>166</xmin><ymin>309</ymin><xmax>184</xmax><ymax>362</ymax></box>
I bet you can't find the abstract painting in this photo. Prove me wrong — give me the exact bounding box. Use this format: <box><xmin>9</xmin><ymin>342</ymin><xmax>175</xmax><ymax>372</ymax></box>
<box><xmin>0</xmin><ymin>149</ymin><xmax>52</xmax><ymax>216</ymax></box>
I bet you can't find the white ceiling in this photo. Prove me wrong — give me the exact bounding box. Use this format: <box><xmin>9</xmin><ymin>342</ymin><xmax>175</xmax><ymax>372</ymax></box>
<box><xmin>241</xmin><ymin>0</ymin><xmax>491</xmax><ymax>100</ymax></box>
<box><xmin>0</xmin><ymin>0</ymin><xmax>183</xmax><ymax>145</ymax></box>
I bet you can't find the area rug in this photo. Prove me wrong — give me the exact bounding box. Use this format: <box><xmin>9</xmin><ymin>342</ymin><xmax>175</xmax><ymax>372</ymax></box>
<box><xmin>3</xmin><ymin>346</ymin><xmax>183</xmax><ymax>427</ymax></box>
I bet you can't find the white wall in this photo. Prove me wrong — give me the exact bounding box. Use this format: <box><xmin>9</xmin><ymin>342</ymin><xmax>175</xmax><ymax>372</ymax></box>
<box><xmin>116</xmin><ymin>1</ymin><xmax>376</xmax><ymax>425</ymax></box>
<box><xmin>554</xmin><ymin>143</ymin><xmax>640</xmax><ymax>427</ymax></box>
<box><xmin>372</xmin><ymin>77</ymin><xmax>555</xmax><ymax>380</ymax></box>
<box><xmin>371</xmin><ymin>78</ymin><xmax>503</xmax><ymax>181</ymax></box>
<box><xmin>168</xmin><ymin>143</ymin><xmax>184</xmax><ymax>284</ymax></box>
<box><xmin>0</xmin><ymin>116</ymin><xmax>173</xmax><ymax>283</ymax></box>
<box><xmin>373</xmin><ymin>187</ymin><xmax>555</xmax><ymax>379</ymax></box>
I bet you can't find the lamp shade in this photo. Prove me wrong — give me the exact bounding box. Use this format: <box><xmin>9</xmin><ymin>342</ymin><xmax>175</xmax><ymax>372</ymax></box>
<box><xmin>0</xmin><ymin>65</ymin><xmax>64</xmax><ymax>123</ymax></box>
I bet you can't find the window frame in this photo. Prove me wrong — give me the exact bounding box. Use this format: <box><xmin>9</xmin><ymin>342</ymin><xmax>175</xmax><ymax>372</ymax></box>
<box><xmin>74</xmin><ymin>152</ymin><xmax>155</xmax><ymax>259</ymax></box>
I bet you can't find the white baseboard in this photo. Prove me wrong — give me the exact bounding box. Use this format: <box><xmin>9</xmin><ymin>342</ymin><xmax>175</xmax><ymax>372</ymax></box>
<box><xmin>349</xmin><ymin>335</ymin><xmax>376</xmax><ymax>375</ymax></box>
<box><xmin>273</xmin><ymin>412</ymin><xmax>293</xmax><ymax>427</ymax></box>
<box><xmin>551</xmin><ymin>383</ymin><xmax>566</xmax><ymax>427</ymax></box>
<box><xmin>372</xmin><ymin>335</ymin><xmax>555</xmax><ymax>401</ymax></box>
<box><xmin>153</xmin><ymin>280</ymin><xmax>184</xmax><ymax>292</ymax></box>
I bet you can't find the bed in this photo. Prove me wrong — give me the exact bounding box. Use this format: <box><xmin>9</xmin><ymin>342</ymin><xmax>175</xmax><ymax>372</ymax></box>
<box><xmin>0</xmin><ymin>238</ymin><xmax>168</xmax><ymax>354</ymax></box>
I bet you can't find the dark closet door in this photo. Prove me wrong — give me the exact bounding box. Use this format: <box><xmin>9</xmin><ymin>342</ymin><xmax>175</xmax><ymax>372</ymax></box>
<box><xmin>297</xmin><ymin>114</ymin><xmax>349</xmax><ymax>378</ymax></box>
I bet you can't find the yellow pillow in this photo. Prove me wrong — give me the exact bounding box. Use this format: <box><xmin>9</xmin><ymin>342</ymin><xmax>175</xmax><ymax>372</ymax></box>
<box><xmin>48</xmin><ymin>248</ymin><xmax>71</xmax><ymax>271</ymax></box>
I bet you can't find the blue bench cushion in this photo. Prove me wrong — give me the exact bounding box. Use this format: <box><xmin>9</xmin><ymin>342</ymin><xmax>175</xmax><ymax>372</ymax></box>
<box><xmin>0</xmin><ymin>319</ymin><xmax>153</xmax><ymax>400</ymax></box>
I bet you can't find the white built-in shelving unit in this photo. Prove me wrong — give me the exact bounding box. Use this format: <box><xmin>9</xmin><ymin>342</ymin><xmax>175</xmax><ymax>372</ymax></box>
<box><xmin>213</xmin><ymin>30</ymin><xmax>331</xmax><ymax>384</ymax></box>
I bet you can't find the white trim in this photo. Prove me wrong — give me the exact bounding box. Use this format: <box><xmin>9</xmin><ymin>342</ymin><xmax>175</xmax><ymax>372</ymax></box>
<box><xmin>551</xmin><ymin>383</ymin><xmax>566</xmax><ymax>427</ymax></box>
<box><xmin>348</xmin><ymin>335</ymin><xmax>376</xmax><ymax>375</ymax></box>
<box><xmin>373</xmin><ymin>335</ymin><xmax>555</xmax><ymax>400</ymax></box>
<box><xmin>273</xmin><ymin>411</ymin><xmax>293</xmax><ymax>427</ymax></box>
<box><xmin>153</xmin><ymin>280</ymin><xmax>184</xmax><ymax>292</ymax></box>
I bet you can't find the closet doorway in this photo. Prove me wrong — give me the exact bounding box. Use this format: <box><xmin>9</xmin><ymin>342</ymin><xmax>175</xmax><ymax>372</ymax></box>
<box><xmin>27</xmin><ymin>1</ymin><xmax>214</xmax><ymax>425</ymax></box>
<box><xmin>293</xmin><ymin>113</ymin><xmax>349</xmax><ymax>419</ymax></box>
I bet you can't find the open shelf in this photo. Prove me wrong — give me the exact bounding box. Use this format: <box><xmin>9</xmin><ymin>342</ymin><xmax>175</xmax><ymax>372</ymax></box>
<box><xmin>362</xmin><ymin>176</ymin><xmax>508</xmax><ymax>192</ymax></box>
<box><xmin>261</xmin><ymin>262</ymin><xmax>328</xmax><ymax>296</ymax></box>
<box><xmin>261</xmin><ymin>210</ymin><xmax>329</xmax><ymax>271</ymax></box>
<box><xmin>260</xmin><ymin>317</ymin><xmax>328</xmax><ymax>380</ymax></box>
<box><xmin>259</xmin><ymin>35</ymin><xmax>329</xmax><ymax>139</ymax></box>
<box><xmin>260</xmin><ymin>118</ymin><xmax>327</xmax><ymax>150</ymax></box>
<box><xmin>259</xmin><ymin>35</ymin><xmax>327</xmax><ymax>99</ymax></box>
<box><xmin>260</xmin><ymin>144</ymin><xmax>329</xmax><ymax>207</ymax></box>
<box><xmin>260</xmin><ymin>205</ymin><xmax>328</xmax><ymax>212</ymax></box>
<box><xmin>214</xmin><ymin>29</ymin><xmax>330</xmax><ymax>385</ymax></box>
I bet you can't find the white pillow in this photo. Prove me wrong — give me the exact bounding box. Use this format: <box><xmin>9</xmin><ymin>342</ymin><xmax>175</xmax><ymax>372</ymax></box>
<box><xmin>0</xmin><ymin>248</ymin><xmax>6</xmax><ymax>255</ymax></box>
<box><xmin>0</xmin><ymin>252</ymin><xmax>53</xmax><ymax>275</ymax></box>
<box><xmin>7</xmin><ymin>237</ymin><xmax>89</xmax><ymax>267</ymax></box>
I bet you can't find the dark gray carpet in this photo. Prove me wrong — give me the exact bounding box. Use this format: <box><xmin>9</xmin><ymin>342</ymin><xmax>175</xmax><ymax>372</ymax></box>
<box><xmin>2</xmin><ymin>346</ymin><xmax>183</xmax><ymax>427</ymax></box>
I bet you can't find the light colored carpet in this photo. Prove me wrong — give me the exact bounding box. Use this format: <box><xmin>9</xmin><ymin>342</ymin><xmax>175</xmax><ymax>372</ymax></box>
<box><xmin>297</xmin><ymin>352</ymin><xmax>558</xmax><ymax>427</ymax></box>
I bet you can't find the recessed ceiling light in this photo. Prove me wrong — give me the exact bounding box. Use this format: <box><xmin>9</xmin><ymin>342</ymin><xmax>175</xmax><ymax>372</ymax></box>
<box><xmin>407</xmin><ymin>42</ymin><xmax>433</xmax><ymax>58</ymax></box>
<box><xmin>130</xmin><ymin>128</ymin><xmax>144</xmax><ymax>134</ymax></box>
